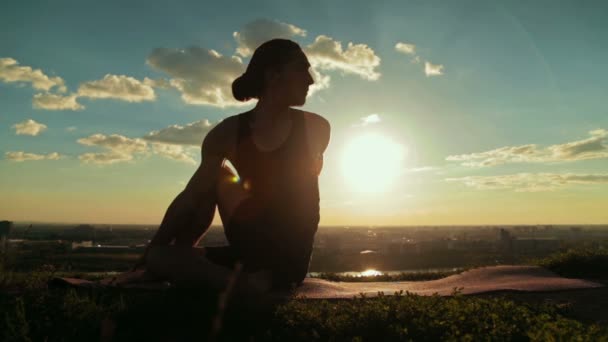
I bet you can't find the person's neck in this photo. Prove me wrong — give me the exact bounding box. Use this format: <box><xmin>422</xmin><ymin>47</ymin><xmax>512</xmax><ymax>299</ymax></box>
<box><xmin>252</xmin><ymin>98</ymin><xmax>291</xmax><ymax>126</ymax></box>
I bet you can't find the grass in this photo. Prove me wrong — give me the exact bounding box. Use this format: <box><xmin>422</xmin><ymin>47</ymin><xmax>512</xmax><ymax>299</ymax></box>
<box><xmin>1</xmin><ymin>247</ymin><xmax>608</xmax><ymax>341</ymax></box>
<box><xmin>1</xmin><ymin>285</ymin><xmax>606</xmax><ymax>341</ymax></box>
<box><xmin>534</xmin><ymin>246</ymin><xmax>608</xmax><ymax>282</ymax></box>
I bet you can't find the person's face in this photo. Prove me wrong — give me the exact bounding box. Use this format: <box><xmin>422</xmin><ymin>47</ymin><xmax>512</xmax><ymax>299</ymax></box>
<box><xmin>266</xmin><ymin>51</ymin><xmax>314</xmax><ymax>107</ymax></box>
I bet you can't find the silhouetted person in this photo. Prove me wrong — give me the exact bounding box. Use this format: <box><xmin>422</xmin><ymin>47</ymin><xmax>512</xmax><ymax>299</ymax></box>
<box><xmin>141</xmin><ymin>39</ymin><xmax>330</xmax><ymax>292</ymax></box>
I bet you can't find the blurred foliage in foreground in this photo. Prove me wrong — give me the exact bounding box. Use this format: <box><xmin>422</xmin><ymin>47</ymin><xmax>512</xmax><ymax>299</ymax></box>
<box><xmin>1</xmin><ymin>248</ymin><xmax>607</xmax><ymax>341</ymax></box>
<box><xmin>1</xmin><ymin>285</ymin><xmax>606</xmax><ymax>341</ymax></box>
<box><xmin>0</xmin><ymin>271</ymin><xmax>606</xmax><ymax>341</ymax></box>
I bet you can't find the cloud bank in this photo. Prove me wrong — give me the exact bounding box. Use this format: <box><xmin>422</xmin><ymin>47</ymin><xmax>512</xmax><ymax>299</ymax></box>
<box><xmin>77</xmin><ymin>122</ymin><xmax>206</xmax><ymax>165</ymax></box>
<box><xmin>233</xmin><ymin>19</ymin><xmax>307</xmax><ymax>57</ymax></box>
<box><xmin>5</xmin><ymin>151</ymin><xmax>63</xmax><ymax>162</ymax></box>
<box><xmin>0</xmin><ymin>58</ymin><xmax>66</xmax><ymax>92</ymax></box>
<box><xmin>147</xmin><ymin>47</ymin><xmax>246</xmax><ymax>107</ymax></box>
<box><xmin>33</xmin><ymin>93</ymin><xmax>84</xmax><ymax>110</ymax></box>
<box><xmin>305</xmin><ymin>35</ymin><xmax>381</xmax><ymax>81</ymax></box>
<box><xmin>447</xmin><ymin>173</ymin><xmax>608</xmax><ymax>192</ymax></box>
<box><xmin>77</xmin><ymin>133</ymin><xmax>148</xmax><ymax>165</ymax></box>
<box><xmin>446</xmin><ymin>129</ymin><xmax>608</xmax><ymax>167</ymax></box>
<box><xmin>143</xmin><ymin>119</ymin><xmax>214</xmax><ymax>146</ymax></box>
<box><xmin>147</xmin><ymin>19</ymin><xmax>381</xmax><ymax>107</ymax></box>
<box><xmin>77</xmin><ymin>74</ymin><xmax>156</xmax><ymax>102</ymax></box>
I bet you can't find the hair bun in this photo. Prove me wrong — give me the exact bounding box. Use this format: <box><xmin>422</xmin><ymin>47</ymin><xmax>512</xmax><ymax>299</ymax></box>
<box><xmin>232</xmin><ymin>73</ymin><xmax>255</xmax><ymax>102</ymax></box>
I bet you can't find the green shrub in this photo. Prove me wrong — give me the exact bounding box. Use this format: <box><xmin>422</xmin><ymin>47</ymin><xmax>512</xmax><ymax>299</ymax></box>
<box><xmin>1</xmin><ymin>286</ymin><xmax>606</xmax><ymax>341</ymax></box>
<box><xmin>269</xmin><ymin>292</ymin><xmax>607</xmax><ymax>341</ymax></box>
<box><xmin>535</xmin><ymin>247</ymin><xmax>608</xmax><ymax>280</ymax></box>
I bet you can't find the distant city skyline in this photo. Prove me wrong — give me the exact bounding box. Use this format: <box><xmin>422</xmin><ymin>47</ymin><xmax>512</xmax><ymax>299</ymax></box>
<box><xmin>1</xmin><ymin>0</ymin><xmax>607</xmax><ymax>225</ymax></box>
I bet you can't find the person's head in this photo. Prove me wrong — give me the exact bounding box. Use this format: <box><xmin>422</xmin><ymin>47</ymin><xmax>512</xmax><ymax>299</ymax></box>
<box><xmin>232</xmin><ymin>39</ymin><xmax>314</xmax><ymax>107</ymax></box>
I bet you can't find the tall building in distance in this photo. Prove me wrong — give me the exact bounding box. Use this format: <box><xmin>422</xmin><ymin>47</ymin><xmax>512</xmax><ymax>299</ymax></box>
<box><xmin>0</xmin><ymin>220</ymin><xmax>13</xmax><ymax>253</ymax></box>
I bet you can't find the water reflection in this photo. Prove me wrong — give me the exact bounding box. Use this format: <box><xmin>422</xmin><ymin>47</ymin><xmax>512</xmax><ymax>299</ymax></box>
<box><xmin>308</xmin><ymin>267</ymin><xmax>463</xmax><ymax>278</ymax></box>
<box><xmin>359</xmin><ymin>269</ymin><xmax>383</xmax><ymax>277</ymax></box>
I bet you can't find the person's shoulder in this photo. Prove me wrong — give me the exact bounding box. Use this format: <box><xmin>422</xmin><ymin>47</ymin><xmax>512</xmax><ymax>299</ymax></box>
<box><xmin>292</xmin><ymin>108</ymin><xmax>331</xmax><ymax>152</ymax></box>
<box><xmin>294</xmin><ymin>108</ymin><xmax>331</xmax><ymax>132</ymax></box>
<box><xmin>201</xmin><ymin>111</ymin><xmax>247</xmax><ymax>155</ymax></box>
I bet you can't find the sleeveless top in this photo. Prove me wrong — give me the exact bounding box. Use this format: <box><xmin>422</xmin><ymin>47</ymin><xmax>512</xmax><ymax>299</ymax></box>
<box><xmin>229</xmin><ymin>109</ymin><xmax>320</xmax><ymax>284</ymax></box>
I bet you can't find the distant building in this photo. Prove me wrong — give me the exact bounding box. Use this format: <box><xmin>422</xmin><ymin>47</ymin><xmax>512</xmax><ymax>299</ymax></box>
<box><xmin>0</xmin><ymin>220</ymin><xmax>12</xmax><ymax>238</ymax></box>
<box><xmin>498</xmin><ymin>228</ymin><xmax>513</xmax><ymax>253</ymax></box>
<box><xmin>0</xmin><ymin>221</ymin><xmax>13</xmax><ymax>252</ymax></box>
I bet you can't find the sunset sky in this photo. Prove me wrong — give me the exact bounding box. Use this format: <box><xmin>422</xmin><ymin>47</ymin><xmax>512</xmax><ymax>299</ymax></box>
<box><xmin>1</xmin><ymin>0</ymin><xmax>607</xmax><ymax>225</ymax></box>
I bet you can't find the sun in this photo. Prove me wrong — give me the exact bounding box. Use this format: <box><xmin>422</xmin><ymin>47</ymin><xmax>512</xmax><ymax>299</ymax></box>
<box><xmin>341</xmin><ymin>132</ymin><xmax>405</xmax><ymax>193</ymax></box>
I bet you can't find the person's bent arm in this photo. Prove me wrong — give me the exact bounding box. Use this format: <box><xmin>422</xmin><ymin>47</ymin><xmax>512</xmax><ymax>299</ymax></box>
<box><xmin>149</xmin><ymin>126</ymin><xmax>226</xmax><ymax>246</ymax></box>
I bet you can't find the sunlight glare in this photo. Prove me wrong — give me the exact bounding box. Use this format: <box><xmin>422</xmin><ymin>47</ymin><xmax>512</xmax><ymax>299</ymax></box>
<box><xmin>341</xmin><ymin>133</ymin><xmax>405</xmax><ymax>193</ymax></box>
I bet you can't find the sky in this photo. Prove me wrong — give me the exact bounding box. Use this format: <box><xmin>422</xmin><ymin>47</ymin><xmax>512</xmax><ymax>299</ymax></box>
<box><xmin>1</xmin><ymin>0</ymin><xmax>607</xmax><ymax>225</ymax></box>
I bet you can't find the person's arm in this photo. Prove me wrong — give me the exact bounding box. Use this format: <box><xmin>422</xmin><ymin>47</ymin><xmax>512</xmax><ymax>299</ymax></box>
<box><xmin>149</xmin><ymin>124</ymin><xmax>227</xmax><ymax>246</ymax></box>
<box><xmin>305</xmin><ymin>112</ymin><xmax>331</xmax><ymax>175</ymax></box>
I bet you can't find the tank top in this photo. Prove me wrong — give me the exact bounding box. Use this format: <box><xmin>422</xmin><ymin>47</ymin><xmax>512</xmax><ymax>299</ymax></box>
<box><xmin>231</xmin><ymin>109</ymin><xmax>320</xmax><ymax>283</ymax></box>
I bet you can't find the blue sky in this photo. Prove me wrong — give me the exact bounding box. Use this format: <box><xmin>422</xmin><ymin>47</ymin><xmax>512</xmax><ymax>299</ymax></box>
<box><xmin>1</xmin><ymin>0</ymin><xmax>607</xmax><ymax>225</ymax></box>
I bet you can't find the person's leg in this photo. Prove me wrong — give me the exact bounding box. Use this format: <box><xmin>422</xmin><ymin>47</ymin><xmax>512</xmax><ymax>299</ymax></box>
<box><xmin>146</xmin><ymin>245</ymin><xmax>271</xmax><ymax>293</ymax></box>
<box><xmin>172</xmin><ymin>159</ymin><xmax>249</xmax><ymax>247</ymax></box>
<box><xmin>146</xmin><ymin>161</ymin><xmax>273</xmax><ymax>291</ymax></box>
<box><xmin>204</xmin><ymin>245</ymin><xmax>239</xmax><ymax>269</ymax></box>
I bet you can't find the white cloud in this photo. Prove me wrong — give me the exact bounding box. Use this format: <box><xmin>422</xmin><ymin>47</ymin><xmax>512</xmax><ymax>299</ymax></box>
<box><xmin>547</xmin><ymin>129</ymin><xmax>608</xmax><ymax>160</ymax></box>
<box><xmin>77</xmin><ymin>74</ymin><xmax>156</xmax><ymax>102</ymax></box>
<box><xmin>13</xmin><ymin>119</ymin><xmax>47</xmax><ymax>136</ymax></box>
<box><xmin>447</xmin><ymin>144</ymin><xmax>540</xmax><ymax>167</ymax></box>
<box><xmin>233</xmin><ymin>19</ymin><xmax>307</xmax><ymax>57</ymax></box>
<box><xmin>424</xmin><ymin>61</ymin><xmax>444</xmax><ymax>76</ymax></box>
<box><xmin>305</xmin><ymin>35</ymin><xmax>381</xmax><ymax>81</ymax></box>
<box><xmin>151</xmin><ymin>143</ymin><xmax>197</xmax><ymax>164</ymax></box>
<box><xmin>447</xmin><ymin>173</ymin><xmax>608</xmax><ymax>192</ymax></box>
<box><xmin>5</xmin><ymin>151</ymin><xmax>63</xmax><ymax>162</ymax></box>
<box><xmin>446</xmin><ymin>129</ymin><xmax>608</xmax><ymax>167</ymax></box>
<box><xmin>147</xmin><ymin>47</ymin><xmax>246</xmax><ymax>107</ymax></box>
<box><xmin>307</xmin><ymin>67</ymin><xmax>331</xmax><ymax>96</ymax></box>
<box><xmin>395</xmin><ymin>42</ymin><xmax>416</xmax><ymax>55</ymax></box>
<box><xmin>77</xmin><ymin>133</ymin><xmax>148</xmax><ymax>165</ymax></box>
<box><xmin>143</xmin><ymin>119</ymin><xmax>214</xmax><ymax>146</ymax></box>
<box><xmin>359</xmin><ymin>114</ymin><xmax>381</xmax><ymax>126</ymax></box>
<box><xmin>405</xmin><ymin>166</ymin><xmax>439</xmax><ymax>173</ymax></box>
<box><xmin>78</xmin><ymin>151</ymin><xmax>134</xmax><ymax>165</ymax></box>
<box><xmin>66</xmin><ymin>126</ymin><xmax>77</xmax><ymax>132</ymax></box>
<box><xmin>78</xmin><ymin>133</ymin><xmax>147</xmax><ymax>153</ymax></box>
<box><xmin>77</xmin><ymin>131</ymin><xmax>202</xmax><ymax>165</ymax></box>
<box><xmin>33</xmin><ymin>93</ymin><xmax>84</xmax><ymax>111</ymax></box>
<box><xmin>235</xmin><ymin>19</ymin><xmax>381</xmax><ymax>91</ymax></box>
<box><xmin>0</xmin><ymin>58</ymin><xmax>66</xmax><ymax>92</ymax></box>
